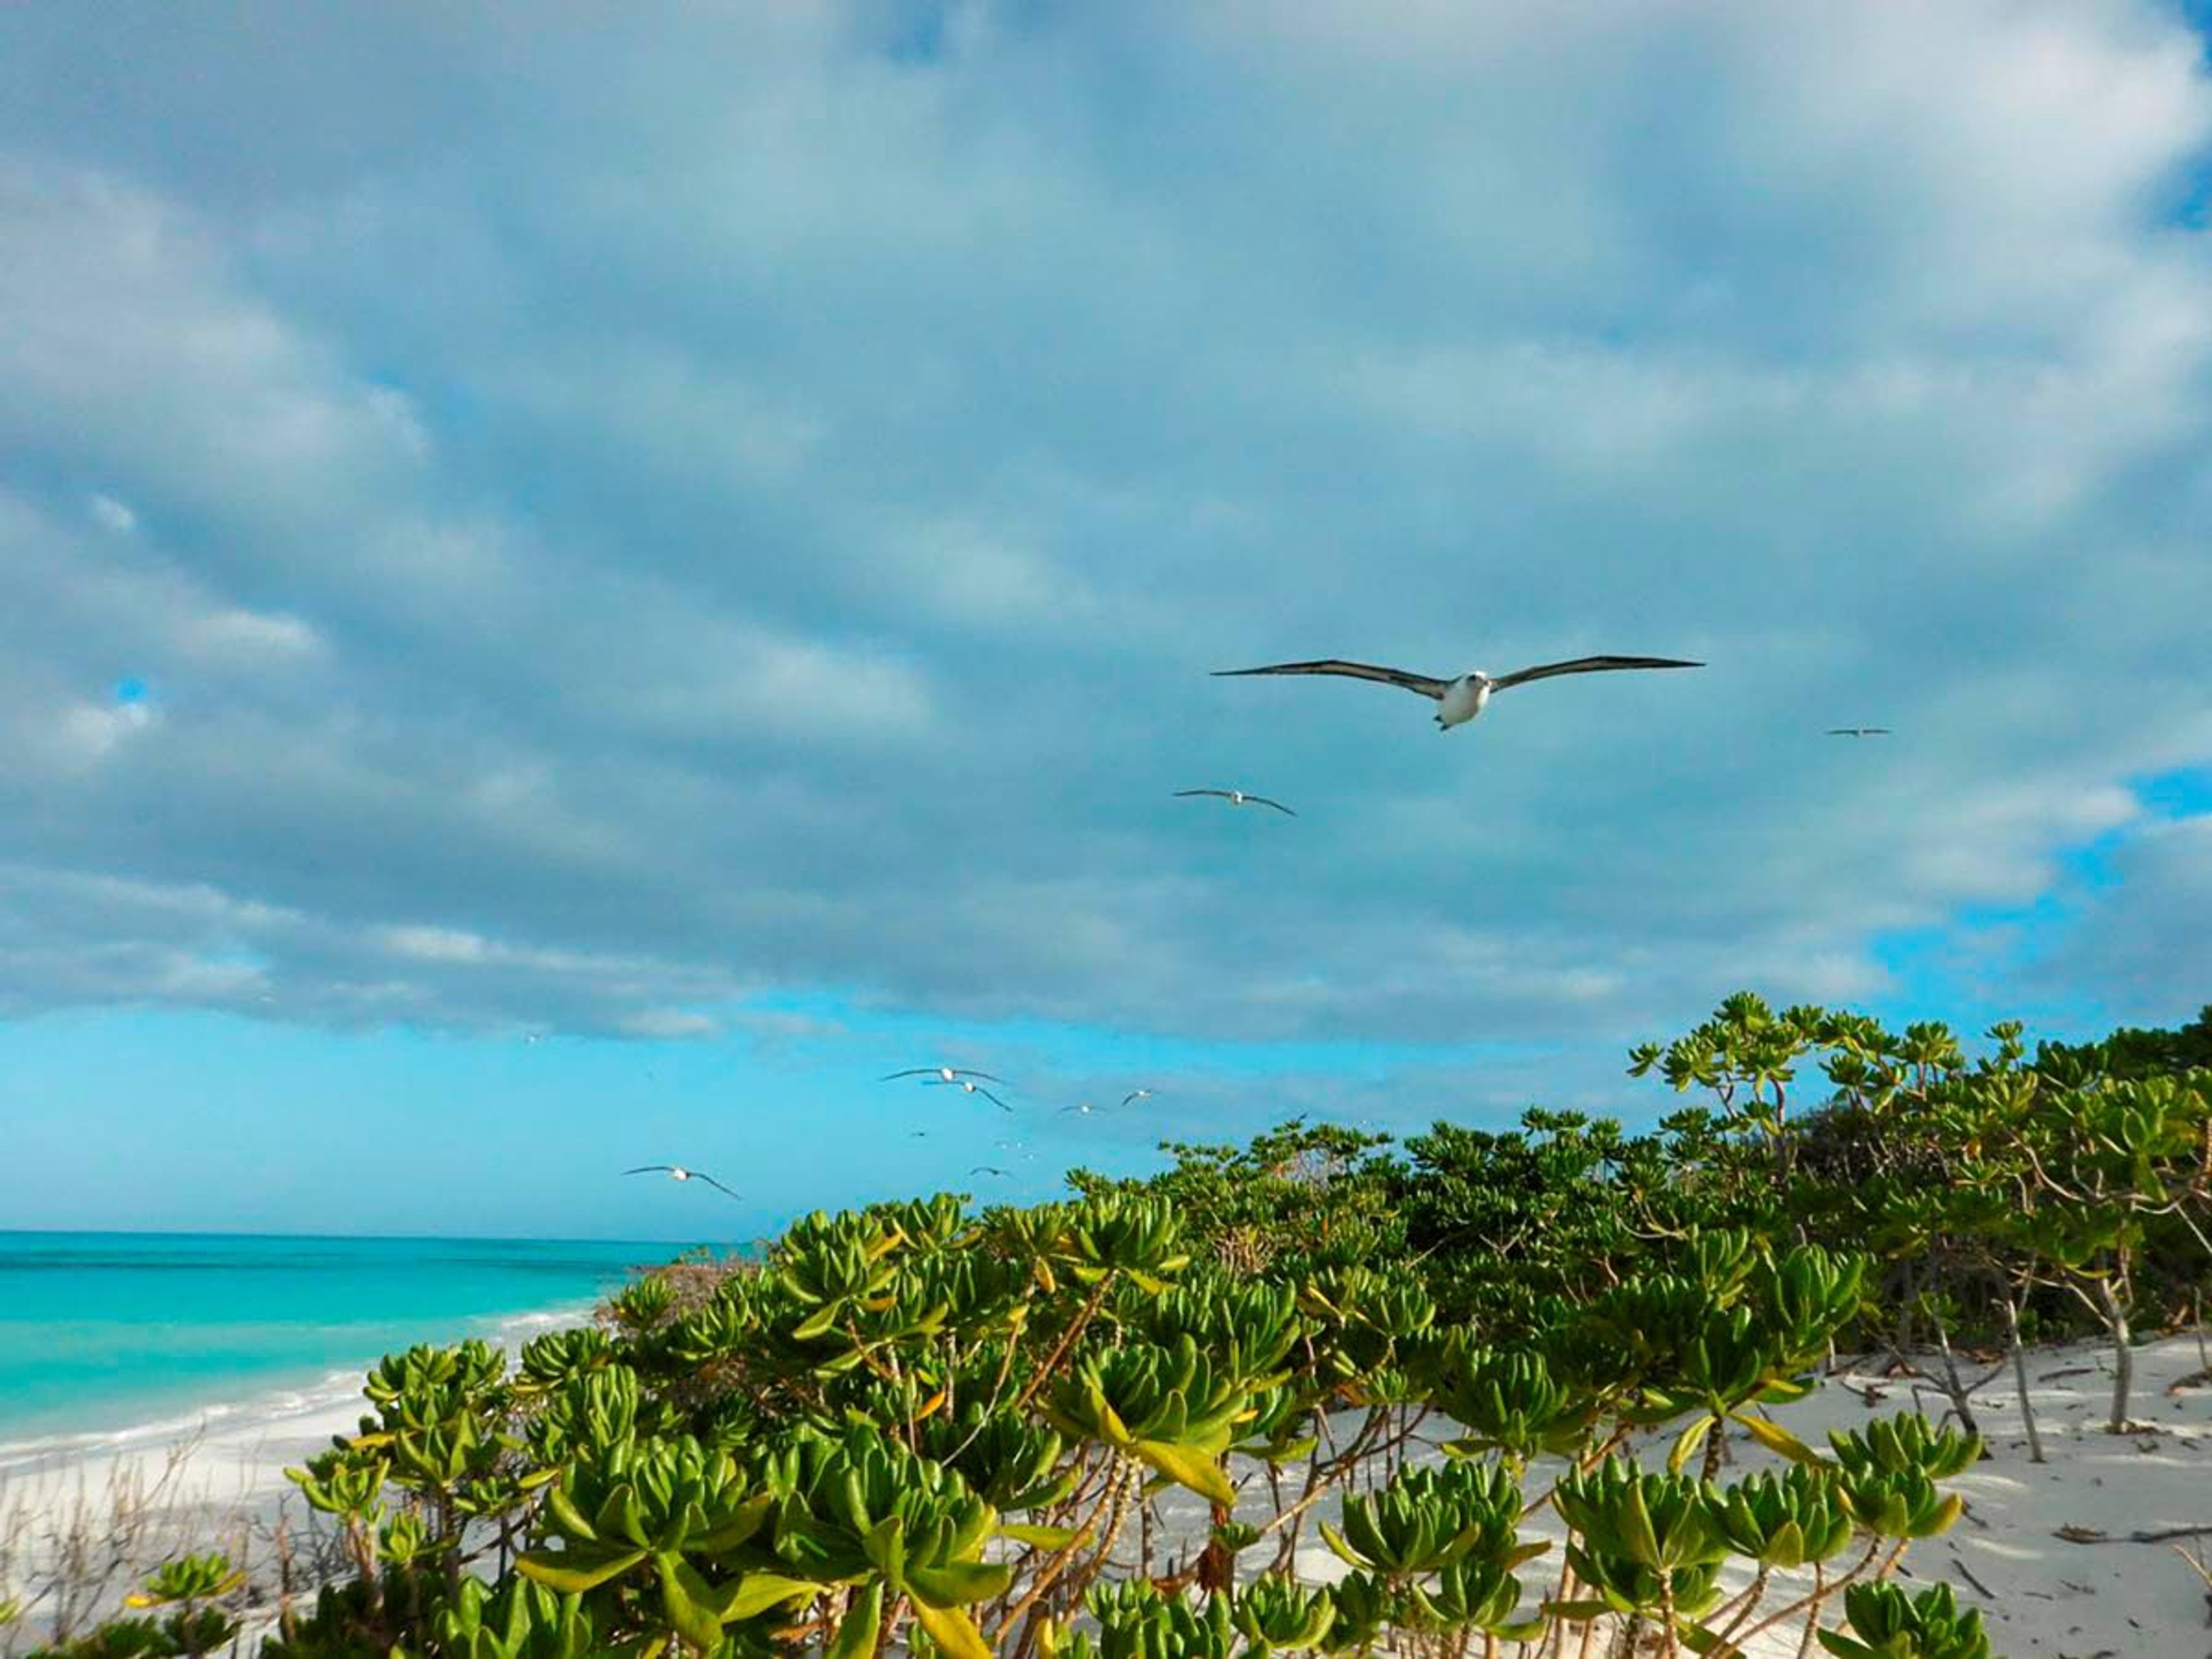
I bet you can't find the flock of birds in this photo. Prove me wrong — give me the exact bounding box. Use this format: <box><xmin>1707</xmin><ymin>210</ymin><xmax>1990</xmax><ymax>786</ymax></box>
<box><xmin>628</xmin><ymin>646</ymin><xmax>1891</xmax><ymax>1205</ymax></box>
<box><xmin>626</xmin><ymin>1065</ymin><xmax>1162</xmax><ymax>1200</ymax></box>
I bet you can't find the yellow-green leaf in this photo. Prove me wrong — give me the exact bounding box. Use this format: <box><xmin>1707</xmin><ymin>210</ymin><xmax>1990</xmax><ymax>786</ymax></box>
<box><xmin>516</xmin><ymin>1547</ymin><xmax>647</xmax><ymax>1596</ymax></box>
<box><xmin>1132</xmin><ymin>1438</ymin><xmax>1236</xmax><ymax>1508</ymax></box>
<box><xmin>1668</xmin><ymin>1415</ymin><xmax>1715</xmax><ymax>1474</ymax></box>
<box><xmin>1736</xmin><ymin>1414</ymin><xmax>1827</xmax><ymax>1468</ymax></box>
<box><xmin>718</xmin><ymin>1571</ymin><xmax>827</xmax><ymax>1623</ymax></box>
<box><xmin>998</xmin><ymin>1522</ymin><xmax>1088</xmax><ymax>1551</ymax></box>
<box><xmin>908</xmin><ymin>1596</ymin><xmax>994</xmax><ymax>1659</ymax></box>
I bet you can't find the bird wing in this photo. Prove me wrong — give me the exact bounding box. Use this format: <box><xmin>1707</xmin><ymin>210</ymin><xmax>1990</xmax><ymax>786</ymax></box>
<box><xmin>975</xmin><ymin>1086</ymin><xmax>1013</xmax><ymax>1112</ymax></box>
<box><xmin>1174</xmin><ymin>789</ymin><xmax>1234</xmax><ymax>800</ymax></box>
<box><xmin>622</xmin><ymin>1165</ymin><xmax>675</xmax><ymax>1176</ymax></box>
<box><xmin>880</xmin><ymin>1069</ymin><xmax>935</xmax><ymax>1081</ymax></box>
<box><xmin>1211</xmin><ymin>660</ymin><xmax>1449</xmax><ymax>700</ymax></box>
<box><xmin>1246</xmin><ymin>795</ymin><xmax>1297</xmax><ymax>816</ymax></box>
<box><xmin>1862</xmin><ymin>728</ymin><xmax>1893</xmax><ymax>735</ymax></box>
<box><xmin>693</xmin><ymin>1172</ymin><xmax>744</xmax><ymax>1199</ymax></box>
<box><xmin>1488</xmin><ymin>656</ymin><xmax>1703</xmax><ymax>692</ymax></box>
<box><xmin>955</xmin><ymin>1069</ymin><xmax>1007</xmax><ymax>1084</ymax></box>
<box><xmin>1825</xmin><ymin>729</ymin><xmax>1859</xmax><ymax>736</ymax></box>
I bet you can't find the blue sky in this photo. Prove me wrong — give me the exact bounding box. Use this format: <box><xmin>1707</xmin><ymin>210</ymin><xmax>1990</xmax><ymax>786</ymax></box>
<box><xmin>3</xmin><ymin>1</ymin><xmax>2211</xmax><ymax>1238</ymax></box>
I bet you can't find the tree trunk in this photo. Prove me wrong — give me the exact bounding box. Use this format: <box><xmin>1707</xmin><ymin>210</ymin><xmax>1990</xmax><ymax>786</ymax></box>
<box><xmin>2097</xmin><ymin>1278</ymin><xmax>2133</xmax><ymax>1433</ymax></box>
<box><xmin>1929</xmin><ymin>1310</ymin><xmax>1980</xmax><ymax>1438</ymax></box>
<box><xmin>2001</xmin><ymin>1289</ymin><xmax>2045</xmax><ymax>1464</ymax></box>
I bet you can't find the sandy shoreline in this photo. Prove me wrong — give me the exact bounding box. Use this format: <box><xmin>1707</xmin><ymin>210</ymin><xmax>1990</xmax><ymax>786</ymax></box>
<box><xmin>0</xmin><ymin>1304</ymin><xmax>598</xmax><ymax>1647</ymax></box>
<box><xmin>4</xmin><ymin>1328</ymin><xmax>2209</xmax><ymax>1654</ymax></box>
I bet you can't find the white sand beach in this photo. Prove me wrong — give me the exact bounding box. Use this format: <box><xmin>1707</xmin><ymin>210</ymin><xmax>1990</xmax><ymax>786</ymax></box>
<box><xmin>0</xmin><ymin>1308</ymin><xmax>592</xmax><ymax>1647</ymax></box>
<box><xmin>1225</xmin><ymin>1332</ymin><xmax>2212</xmax><ymax>1657</ymax></box>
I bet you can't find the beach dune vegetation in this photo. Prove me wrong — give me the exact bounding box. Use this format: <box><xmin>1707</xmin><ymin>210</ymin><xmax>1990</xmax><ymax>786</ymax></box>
<box><xmin>18</xmin><ymin>994</ymin><xmax>2211</xmax><ymax>1657</ymax></box>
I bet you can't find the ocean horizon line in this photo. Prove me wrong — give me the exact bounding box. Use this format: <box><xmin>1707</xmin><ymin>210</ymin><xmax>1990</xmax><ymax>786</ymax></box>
<box><xmin>0</xmin><ymin>1226</ymin><xmax>739</xmax><ymax>1248</ymax></box>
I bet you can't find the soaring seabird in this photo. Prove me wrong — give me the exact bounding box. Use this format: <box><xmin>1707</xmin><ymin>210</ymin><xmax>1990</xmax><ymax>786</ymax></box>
<box><xmin>623</xmin><ymin>1165</ymin><xmax>742</xmax><ymax>1199</ymax></box>
<box><xmin>882</xmin><ymin>1065</ymin><xmax>1005</xmax><ymax>1084</ymax></box>
<box><xmin>1119</xmin><ymin>1088</ymin><xmax>1156</xmax><ymax>1108</ymax></box>
<box><xmin>970</xmin><ymin>1165</ymin><xmax>1010</xmax><ymax>1177</ymax></box>
<box><xmin>1174</xmin><ymin>788</ymin><xmax>1296</xmax><ymax>816</ymax></box>
<box><xmin>1825</xmin><ymin>728</ymin><xmax>1892</xmax><ymax>738</ymax></box>
<box><xmin>926</xmin><ymin>1077</ymin><xmax>1012</xmax><ymax>1112</ymax></box>
<box><xmin>1213</xmin><ymin>654</ymin><xmax>1702</xmax><ymax>730</ymax></box>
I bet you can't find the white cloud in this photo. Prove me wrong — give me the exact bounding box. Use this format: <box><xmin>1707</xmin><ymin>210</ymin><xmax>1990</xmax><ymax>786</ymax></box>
<box><xmin>89</xmin><ymin>492</ymin><xmax>138</xmax><ymax>533</ymax></box>
<box><xmin>179</xmin><ymin>606</ymin><xmax>324</xmax><ymax>662</ymax></box>
<box><xmin>0</xmin><ymin>1</ymin><xmax>2208</xmax><ymax>1052</ymax></box>
<box><xmin>48</xmin><ymin>697</ymin><xmax>158</xmax><ymax>766</ymax></box>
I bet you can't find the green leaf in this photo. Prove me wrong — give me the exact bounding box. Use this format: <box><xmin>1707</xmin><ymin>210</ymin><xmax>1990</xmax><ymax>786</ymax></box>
<box><xmin>1669</xmin><ymin>1415</ymin><xmax>1716</xmax><ymax>1474</ymax></box>
<box><xmin>1132</xmin><ymin>1438</ymin><xmax>1236</xmax><ymax>1507</ymax></box>
<box><xmin>718</xmin><ymin>1572</ymin><xmax>828</xmax><ymax>1623</ymax></box>
<box><xmin>1622</xmin><ymin>1478</ymin><xmax>1661</xmax><ymax>1569</ymax></box>
<box><xmin>1319</xmin><ymin>1521</ymin><xmax>1363</xmax><ymax>1570</ymax></box>
<box><xmin>515</xmin><ymin>1547</ymin><xmax>646</xmax><ymax>1595</ymax></box>
<box><xmin>908</xmin><ymin>1596</ymin><xmax>994</xmax><ymax>1659</ymax></box>
<box><xmin>863</xmin><ymin>1514</ymin><xmax>907</xmax><ymax>1586</ymax></box>
<box><xmin>905</xmin><ymin>1560</ymin><xmax>1017</xmax><ymax>1609</ymax></box>
<box><xmin>1737</xmin><ymin>1414</ymin><xmax>1827</xmax><ymax>1468</ymax></box>
<box><xmin>998</xmin><ymin>1522</ymin><xmax>1088</xmax><ymax>1551</ymax></box>
<box><xmin>692</xmin><ymin>1493</ymin><xmax>774</xmax><ymax>1555</ymax></box>
<box><xmin>1544</xmin><ymin>1599</ymin><xmax>1613</xmax><ymax>1620</ymax></box>
<box><xmin>656</xmin><ymin>1554</ymin><xmax>727</xmax><ymax>1653</ymax></box>
<box><xmin>825</xmin><ymin>1582</ymin><xmax>882</xmax><ymax>1659</ymax></box>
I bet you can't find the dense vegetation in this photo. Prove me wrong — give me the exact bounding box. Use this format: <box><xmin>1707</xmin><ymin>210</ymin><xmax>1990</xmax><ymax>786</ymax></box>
<box><xmin>16</xmin><ymin>996</ymin><xmax>2211</xmax><ymax>1659</ymax></box>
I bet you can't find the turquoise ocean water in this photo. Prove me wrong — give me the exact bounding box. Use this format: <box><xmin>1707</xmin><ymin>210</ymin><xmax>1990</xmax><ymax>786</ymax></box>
<box><xmin>0</xmin><ymin>1232</ymin><xmax>671</xmax><ymax>1448</ymax></box>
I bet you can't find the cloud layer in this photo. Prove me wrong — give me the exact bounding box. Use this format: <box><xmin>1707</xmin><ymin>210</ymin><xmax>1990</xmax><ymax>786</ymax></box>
<box><xmin>3</xmin><ymin>1</ymin><xmax>2210</xmax><ymax>1061</ymax></box>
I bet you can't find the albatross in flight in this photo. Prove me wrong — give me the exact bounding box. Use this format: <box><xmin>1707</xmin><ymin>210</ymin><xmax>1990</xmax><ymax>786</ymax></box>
<box><xmin>623</xmin><ymin>1165</ymin><xmax>742</xmax><ymax>1199</ymax></box>
<box><xmin>1825</xmin><ymin>727</ymin><xmax>1892</xmax><ymax>738</ymax></box>
<box><xmin>1214</xmin><ymin>654</ymin><xmax>1703</xmax><ymax>730</ymax></box>
<box><xmin>883</xmin><ymin>1065</ymin><xmax>1005</xmax><ymax>1084</ymax></box>
<box><xmin>1175</xmin><ymin>788</ymin><xmax>1296</xmax><ymax>816</ymax></box>
<box><xmin>926</xmin><ymin>1077</ymin><xmax>1013</xmax><ymax>1112</ymax></box>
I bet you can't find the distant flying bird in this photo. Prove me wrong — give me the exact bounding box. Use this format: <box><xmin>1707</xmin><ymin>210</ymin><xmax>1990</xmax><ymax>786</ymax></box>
<box><xmin>970</xmin><ymin>1165</ymin><xmax>1010</xmax><ymax>1177</ymax></box>
<box><xmin>1120</xmin><ymin>1089</ymin><xmax>1157</xmax><ymax>1108</ymax></box>
<box><xmin>926</xmin><ymin>1077</ymin><xmax>1012</xmax><ymax>1112</ymax></box>
<box><xmin>623</xmin><ymin>1165</ymin><xmax>741</xmax><ymax>1199</ymax></box>
<box><xmin>1175</xmin><ymin>788</ymin><xmax>1296</xmax><ymax>817</ymax></box>
<box><xmin>1214</xmin><ymin>654</ymin><xmax>1703</xmax><ymax>730</ymax></box>
<box><xmin>1058</xmin><ymin>1101</ymin><xmax>1097</xmax><ymax>1116</ymax></box>
<box><xmin>1826</xmin><ymin>727</ymin><xmax>1892</xmax><ymax>738</ymax></box>
<box><xmin>883</xmin><ymin>1065</ymin><xmax>1005</xmax><ymax>1085</ymax></box>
